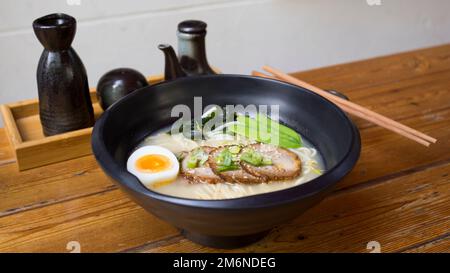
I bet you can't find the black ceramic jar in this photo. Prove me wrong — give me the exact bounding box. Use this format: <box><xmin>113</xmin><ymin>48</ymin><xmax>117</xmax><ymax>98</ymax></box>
<box><xmin>96</xmin><ymin>68</ymin><xmax>148</xmax><ymax>110</ymax></box>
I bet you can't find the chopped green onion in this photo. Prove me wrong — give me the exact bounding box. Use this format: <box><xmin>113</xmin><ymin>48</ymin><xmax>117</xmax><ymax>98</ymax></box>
<box><xmin>222</xmin><ymin>153</ymin><xmax>232</xmax><ymax>166</ymax></box>
<box><xmin>215</xmin><ymin>147</ymin><xmax>240</xmax><ymax>172</ymax></box>
<box><xmin>186</xmin><ymin>156</ymin><xmax>199</xmax><ymax>169</ymax></box>
<box><xmin>216</xmin><ymin>165</ymin><xmax>240</xmax><ymax>172</ymax></box>
<box><xmin>186</xmin><ymin>148</ymin><xmax>208</xmax><ymax>169</ymax></box>
<box><xmin>240</xmin><ymin>149</ymin><xmax>273</xmax><ymax>166</ymax></box>
<box><xmin>240</xmin><ymin>150</ymin><xmax>262</xmax><ymax>166</ymax></box>
<box><xmin>216</xmin><ymin>148</ymin><xmax>232</xmax><ymax>166</ymax></box>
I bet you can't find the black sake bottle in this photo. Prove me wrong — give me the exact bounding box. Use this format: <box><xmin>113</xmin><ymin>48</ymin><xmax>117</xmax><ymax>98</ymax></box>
<box><xmin>33</xmin><ymin>13</ymin><xmax>94</xmax><ymax>136</ymax></box>
<box><xmin>177</xmin><ymin>20</ymin><xmax>216</xmax><ymax>76</ymax></box>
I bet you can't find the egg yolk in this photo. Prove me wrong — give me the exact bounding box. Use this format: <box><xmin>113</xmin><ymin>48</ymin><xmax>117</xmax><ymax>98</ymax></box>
<box><xmin>135</xmin><ymin>154</ymin><xmax>172</xmax><ymax>173</ymax></box>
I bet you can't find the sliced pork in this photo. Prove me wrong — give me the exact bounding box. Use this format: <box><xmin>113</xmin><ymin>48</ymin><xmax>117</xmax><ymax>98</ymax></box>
<box><xmin>208</xmin><ymin>146</ymin><xmax>267</xmax><ymax>184</ymax></box>
<box><xmin>240</xmin><ymin>143</ymin><xmax>301</xmax><ymax>181</ymax></box>
<box><xmin>181</xmin><ymin>146</ymin><xmax>223</xmax><ymax>184</ymax></box>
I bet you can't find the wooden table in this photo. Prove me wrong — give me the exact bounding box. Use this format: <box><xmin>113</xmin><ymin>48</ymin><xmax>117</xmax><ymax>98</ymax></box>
<box><xmin>0</xmin><ymin>45</ymin><xmax>449</xmax><ymax>253</ymax></box>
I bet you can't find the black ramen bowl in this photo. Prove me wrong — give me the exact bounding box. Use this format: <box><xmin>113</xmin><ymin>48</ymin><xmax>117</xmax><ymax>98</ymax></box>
<box><xmin>91</xmin><ymin>75</ymin><xmax>360</xmax><ymax>249</ymax></box>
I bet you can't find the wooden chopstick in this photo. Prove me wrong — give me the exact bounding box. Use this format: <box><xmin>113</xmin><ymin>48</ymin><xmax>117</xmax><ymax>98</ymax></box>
<box><xmin>255</xmin><ymin>67</ymin><xmax>436</xmax><ymax>147</ymax></box>
<box><xmin>252</xmin><ymin>70</ymin><xmax>277</xmax><ymax>80</ymax></box>
<box><xmin>262</xmin><ymin>66</ymin><xmax>437</xmax><ymax>144</ymax></box>
<box><xmin>252</xmin><ymin>70</ymin><xmax>431</xmax><ymax>146</ymax></box>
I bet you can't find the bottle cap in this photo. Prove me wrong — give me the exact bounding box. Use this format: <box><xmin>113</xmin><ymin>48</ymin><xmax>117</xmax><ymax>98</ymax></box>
<box><xmin>178</xmin><ymin>20</ymin><xmax>207</xmax><ymax>34</ymax></box>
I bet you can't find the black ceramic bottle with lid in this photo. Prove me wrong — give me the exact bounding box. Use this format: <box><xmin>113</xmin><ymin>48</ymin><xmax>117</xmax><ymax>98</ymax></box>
<box><xmin>177</xmin><ymin>20</ymin><xmax>216</xmax><ymax>76</ymax></box>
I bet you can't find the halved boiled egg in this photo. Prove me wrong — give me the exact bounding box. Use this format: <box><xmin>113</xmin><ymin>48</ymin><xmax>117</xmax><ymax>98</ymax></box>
<box><xmin>127</xmin><ymin>146</ymin><xmax>179</xmax><ymax>188</ymax></box>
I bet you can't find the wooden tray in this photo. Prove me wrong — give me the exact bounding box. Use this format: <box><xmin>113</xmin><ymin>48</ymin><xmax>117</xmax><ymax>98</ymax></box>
<box><xmin>0</xmin><ymin>74</ymin><xmax>165</xmax><ymax>171</ymax></box>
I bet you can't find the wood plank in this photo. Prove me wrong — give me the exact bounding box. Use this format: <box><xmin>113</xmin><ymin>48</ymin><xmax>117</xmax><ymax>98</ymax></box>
<box><xmin>0</xmin><ymin>189</ymin><xmax>178</xmax><ymax>252</ymax></box>
<box><xmin>0</xmin><ymin>105</ymin><xmax>22</xmax><ymax>161</ymax></box>
<box><xmin>344</xmin><ymin>69</ymin><xmax>450</xmax><ymax>129</ymax></box>
<box><xmin>15</xmin><ymin>127</ymin><xmax>94</xmax><ymax>171</ymax></box>
<box><xmin>15</xmin><ymin>103</ymin><xmax>103</xmax><ymax>142</ymax></box>
<box><xmin>7</xmin><ymin>99</ymin><xmax>40</xmax><ymax>119</ymax></box>
<box><xmin>134</xmin><ymin>163</ymin><xmax>450</xmax><ymax>253</ymax></box>
<box><xmin>0</xmin><ymin>129</ymin><xmax>14</xmax><ymax>165</ymax></box>
<box><xmin>337</xmin><ymin>107</ymin><xmax>450</xmax><ymax>190</ymax></box>
<box><xmin>6</xmin><ymin>100</ymin><xmax>103</xmax><ymax>170</ymax></box>
<box><xmin>0</xmin><ymin>156</ymin><xmax>113</xmax><ymax>217</ymax></box>
<box><xmin>7</xmin><ymin>92</ymin><xmax>99</xmax><ymax>120</ymax></box>
<box><xmin>291</xmin><ymin>44</ymin><xmax>450</xmax><ymax>92</ymax></box>
<box><xmin>402</xmin><ymin>234</ymin><xmax>450</xmax><ymax>253</ymax></box>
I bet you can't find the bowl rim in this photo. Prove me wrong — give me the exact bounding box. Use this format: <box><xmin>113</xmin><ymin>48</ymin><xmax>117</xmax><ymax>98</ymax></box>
<box><xmin>92</xmin><ymin>74</ymin><xmax>361</xmax><ymax>209</ymax></box>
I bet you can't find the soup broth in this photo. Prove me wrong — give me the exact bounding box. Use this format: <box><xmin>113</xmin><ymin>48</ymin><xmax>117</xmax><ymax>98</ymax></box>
<box><xmin>136</xmin><ymin>130</ymin><xmax>324</xmax><ymax>200</ymax></box>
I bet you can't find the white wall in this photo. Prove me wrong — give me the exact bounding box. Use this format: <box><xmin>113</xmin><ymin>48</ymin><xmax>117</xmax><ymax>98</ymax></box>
<box><xmin>0</xmin><ymin>0</ymin><xmax>449</xmax><ymax>125</ymax></box>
